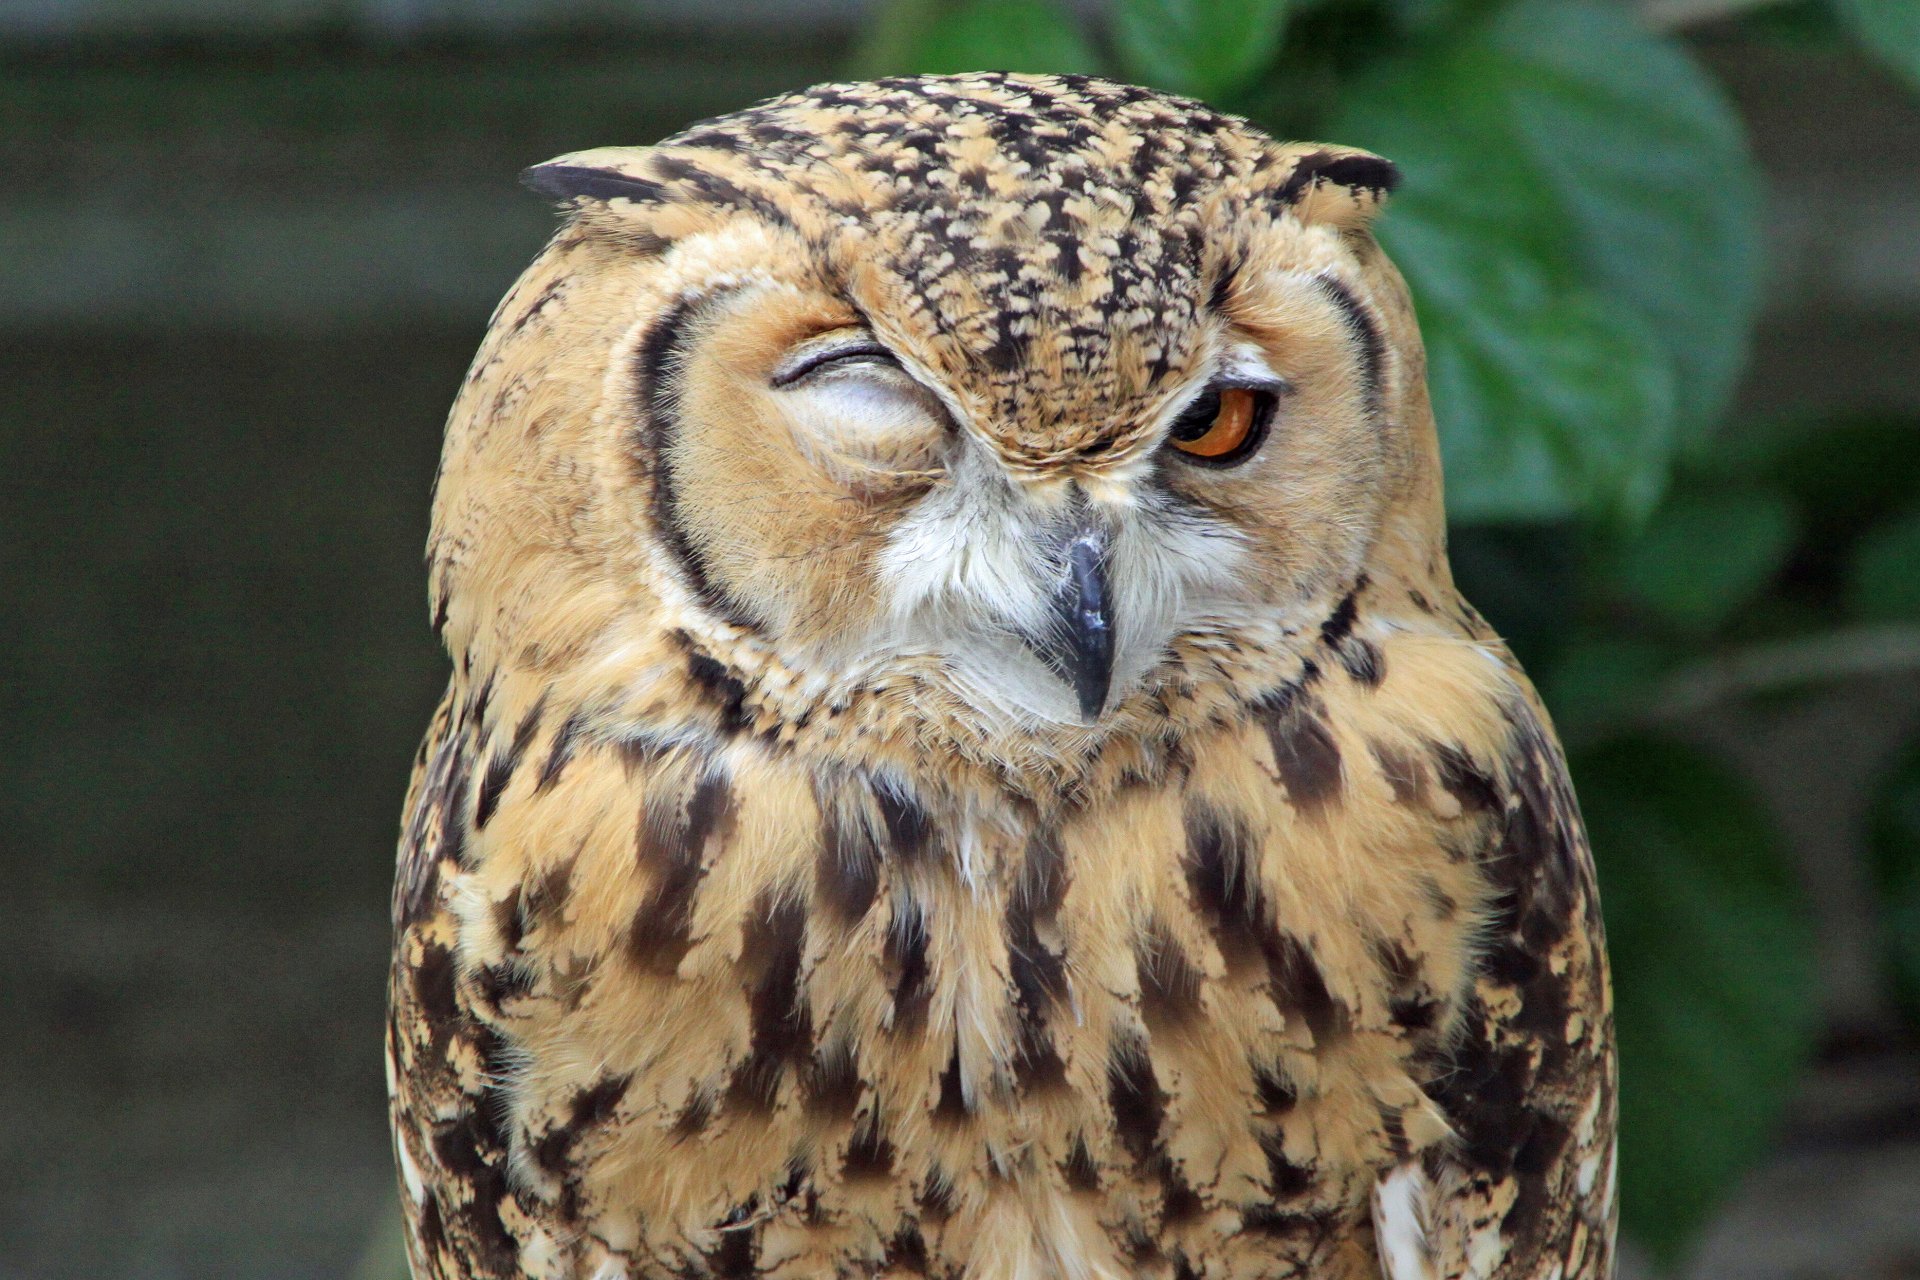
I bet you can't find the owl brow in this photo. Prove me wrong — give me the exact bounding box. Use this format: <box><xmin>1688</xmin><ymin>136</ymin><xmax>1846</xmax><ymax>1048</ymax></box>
<box><xmin>1313</xmin><ymin>275</ymin><xmax>1386</xmax><ymax>422</ymax></box>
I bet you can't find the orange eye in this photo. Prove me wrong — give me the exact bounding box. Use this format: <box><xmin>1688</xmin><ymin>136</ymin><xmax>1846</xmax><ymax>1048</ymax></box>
<box><xmin>1167</xmin><ymin>386</ymin><xmax>1270</xmax><ymax>465</ymax></box>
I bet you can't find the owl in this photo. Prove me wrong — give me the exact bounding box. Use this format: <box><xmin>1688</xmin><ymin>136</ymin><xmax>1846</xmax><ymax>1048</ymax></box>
<box><xmin>388</xmin><ymin>74</ymin><xmax>1615</xmax><ymax>1280</ymax></box>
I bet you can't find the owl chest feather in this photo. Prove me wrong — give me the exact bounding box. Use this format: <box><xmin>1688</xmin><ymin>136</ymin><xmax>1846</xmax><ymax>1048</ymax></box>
<box><xmin>391</xmin><ymin>621</ymin><xmax>1565</xmax><ymax>1280</ymax></box>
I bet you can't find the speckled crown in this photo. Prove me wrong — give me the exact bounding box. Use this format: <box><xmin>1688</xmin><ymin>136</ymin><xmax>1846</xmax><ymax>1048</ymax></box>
<box><xmin>524</xmin><ymin>72</ymin><xmax>1398</xmax><ymax>468</ymax></box>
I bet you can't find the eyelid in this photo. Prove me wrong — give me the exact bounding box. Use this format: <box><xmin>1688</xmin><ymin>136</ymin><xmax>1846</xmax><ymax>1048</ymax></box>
<box><xmin>770</xmin><ymin>336</ymin><xmax>900</xmax><ymax>388</ymax></box>
<box><xmin>1216</xmin><ymin>372</ymin><xmax>1289</xmax><ymax>395</ymax></box>
<box><xmin>1173</xmin><ymin>372</ymin><xmax>1288</xmax><ymax>420</ymax></box>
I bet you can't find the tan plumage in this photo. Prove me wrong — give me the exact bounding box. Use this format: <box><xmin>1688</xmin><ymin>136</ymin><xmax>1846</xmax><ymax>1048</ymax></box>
<box><xmin>387</xmin><ymin>73</ymin><xmax>1615</xmax><ymax>1280</ymax></box>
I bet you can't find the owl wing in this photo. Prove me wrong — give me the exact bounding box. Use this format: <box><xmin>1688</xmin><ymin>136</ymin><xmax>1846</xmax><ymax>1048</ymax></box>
<box><xmin>386</xmin><ymin>687</ymin><xmax>527</xmax><ymax>1280</ymax></box>
<box><xmin>1396</xmin><ymin>698</ymin><xmax>1617</xmax><ymax>1280</ymax></box>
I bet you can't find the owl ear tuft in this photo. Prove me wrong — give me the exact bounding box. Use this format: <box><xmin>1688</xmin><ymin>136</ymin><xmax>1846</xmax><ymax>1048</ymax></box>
<box><xmin>521</xmin><ymin>148</ymin><xmax>666</xmax><ymax>206</ymax></box>
<box><xmin>1273</xmin><ymin>147</ymin><xmax>1400</xmax><ymax>233</ymax></box>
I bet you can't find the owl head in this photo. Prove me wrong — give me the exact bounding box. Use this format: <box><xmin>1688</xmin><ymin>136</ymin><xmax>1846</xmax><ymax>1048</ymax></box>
<box><xmin>428</xmin><ymin>74</ymin><xmax>1446</xmax><ymax>754</ymax></box>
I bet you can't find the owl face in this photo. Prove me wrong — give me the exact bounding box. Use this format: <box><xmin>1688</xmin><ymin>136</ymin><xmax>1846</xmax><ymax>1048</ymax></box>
<box><xmin>443</xmin><ymin>75</ymin><xmax>1432</xmax><ymax>735</ymax></box>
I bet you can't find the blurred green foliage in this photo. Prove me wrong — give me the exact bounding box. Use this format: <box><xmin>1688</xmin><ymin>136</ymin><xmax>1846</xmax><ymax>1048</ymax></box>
<box><xmin>1578</xmin><ymin>737</ymin><xmax>1817</xmax><ymax>1258</ymax></box>
<box><xmin>1835</xmin><ymin>0</ymin><xmax>1920</xmax><ymax>84</ymax></box>
<box><xmin>1113</xmin><ymin>0</ymin><xmax>1292</xmax><ymax>99</ymax></box>
<box><xmin>1871</xmin><ymin>739</ymin><xmax>1920</xmax><ymax>1022</ymax></box>
<box><xmin>857</xmin><ymin>0</ymin><xmax>1920</xmax><ymax>1265</ymax></box>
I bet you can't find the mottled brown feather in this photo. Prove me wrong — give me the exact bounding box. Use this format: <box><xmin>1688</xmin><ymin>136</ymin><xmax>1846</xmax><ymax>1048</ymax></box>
<box><xmin>390</xmin><ymin>72</ymin><xmax>1614</xmax><ymax>1280</ymax></box>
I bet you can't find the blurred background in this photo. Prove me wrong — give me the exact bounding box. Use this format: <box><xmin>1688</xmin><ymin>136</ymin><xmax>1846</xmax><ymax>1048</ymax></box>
<box><xmin>3</xmin><ymin>0</ymin><xmax>1918</xmax><ymax>1276</ymax></box>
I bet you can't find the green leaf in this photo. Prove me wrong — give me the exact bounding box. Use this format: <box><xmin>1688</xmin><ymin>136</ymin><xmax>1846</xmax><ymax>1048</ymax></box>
<box><xmin>1833</xmin><ymin>0</ymin><xmax>1920</xmax><ymax>88</ymax></box>
<box><xmin>1449</xmin><ymin>521</ymin><xmax>1583</xmax><ymax>664</ymax></box>
<box><xmin>1868</xmin><ymin>736</ymin><xmax>1920</xmax><ymax>1023</ymax></box>
<box><xmin>1727</xmin><ymin>413</ymin><xmax>1920</xmax><ymax>529</ymax></box>
<box><xmin>1846</xmin><ymin>504</ymin><xmax>1920</xmax><ymax>621</ymax></box>
<box><xmin>1543</xmin><ymin>636</ymin><xmax>1674</xmax><ymax>741</ymax></box>
<box><xmin>1719</xmin><ymin>414</ymin><xmax>1920</xmax><ymax>606</ymax></box>
<box><xmin>1614</xmin><ymin>488</ymin><xmax>1800</xmax><ymax>633</ymax></box>
<box><xmin>1113</xmin><ymin>0</ymin><xmax>1290</xmax><ymax>101</ymax></box>
<box><xmin>1419</xmin><ymin>247</ymin><xmax>1677</xmax><ymax>522</ymax></box>
<box><xmin>1490</xmin><ymin>0</ymin><xmax>1764</xmax><ymax>444</ymax></box>
<box><xmin>1327</xmin><ymin>0</ymin><xmax>1764</xmax><ymax>522</ymax></box>
<box><xmin>1577</xmin><ymin>736</ymin><xmax>1819</xmax><ymax>1261</ymax></box>
<box><xmin>848</xmin><ymin>0</ymin><xmax>948</xmax><ymax>79</ymax></box>
<box><xmin>898</xmin><ymin>0</ymin><xmax>1103</xmax><ymax>77</ymax></box>
<box><xmin>1382</xmin><ymin>0</ymin><xmax>1494</xmax><ymax>39</ymax></box>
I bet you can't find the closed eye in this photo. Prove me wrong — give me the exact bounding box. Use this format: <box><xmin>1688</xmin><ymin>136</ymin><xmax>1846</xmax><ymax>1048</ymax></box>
<box><xmin>771</xmin><ymin>336</ymin><xmax>901</xmax><ymax>388</ymax></box>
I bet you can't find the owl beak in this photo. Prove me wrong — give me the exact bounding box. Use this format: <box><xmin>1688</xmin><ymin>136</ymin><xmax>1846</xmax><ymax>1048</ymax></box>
<box><xmin>1045</xmin><ymin>531</ymin><xmax>1115</xmax><ymax>722</ymax></box>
